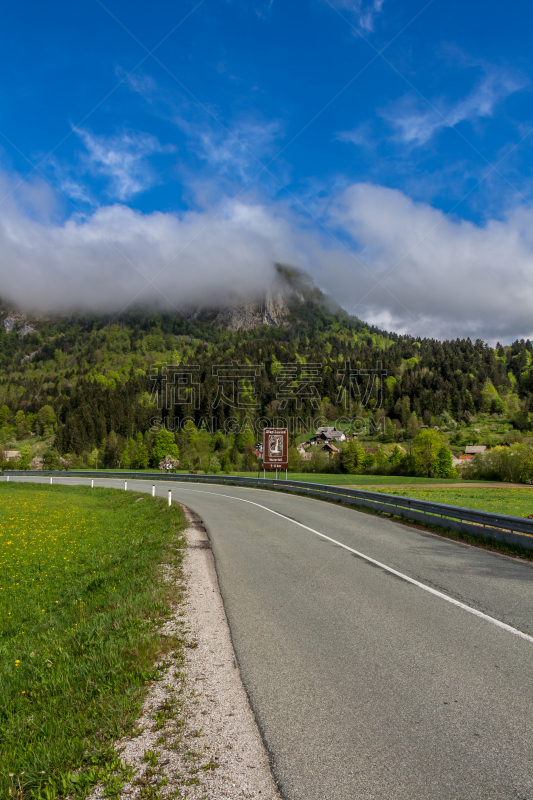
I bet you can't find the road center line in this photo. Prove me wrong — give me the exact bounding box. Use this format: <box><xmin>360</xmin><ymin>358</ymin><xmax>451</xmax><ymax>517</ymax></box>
<box><xmin>175</xmin><ymin>485</ymin><xmax>533</xmax><ymax>645</ymax></box>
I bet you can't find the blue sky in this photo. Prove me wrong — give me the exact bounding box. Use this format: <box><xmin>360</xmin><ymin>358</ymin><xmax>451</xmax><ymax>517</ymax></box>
<box><xmin>1</xmin><ymin>0</ymin><xmax>532</xmax><ymax>342</ymax></box>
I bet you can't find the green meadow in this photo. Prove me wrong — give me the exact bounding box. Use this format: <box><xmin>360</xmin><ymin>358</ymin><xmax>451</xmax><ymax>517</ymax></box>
<box><xmin>0</xmin><ymin>483</ymin><xmax>185</xmax><ymax>799</ymax></box>
<box><xmin>371</xmin><ymin>485</ymin><xmax>533</xmax><ymax>518</ymax></box>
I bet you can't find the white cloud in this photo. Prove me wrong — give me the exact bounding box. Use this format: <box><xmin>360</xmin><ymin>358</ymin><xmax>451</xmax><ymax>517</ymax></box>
<box><xmin>255</xmin><ymin>0</ymin><xmax>274</xmax><ymax>20</ymax></box>
<box><xmin>73</xmin><ymin>127</ymin><xmax>175</xmax><ymax>200</ymax></box>
<box><xmin>123</xmin><ymin>71</ymin><xmax>159</xmax><ymax>100</ymax></box>
<box><xmin>384</xmin><ymin>71</ymin><xmax>526</xmax><ymax>146</ymax></box>
<box><xmin>58</xmin><ymin>178</ymin><xmax>95</xmax><ymax>206</ymax></box>
<box><xmin>0</xmin><ymin>171</ymin><xmax>298</xmax><ymax>315</ymax></box>
<box><xmin>329</xmin><ymin>0</ymin><xmax>385</xmax><ymax>32</ymax></box>
<box><xmin>335</xmin><ymin>121</ymin><xmax>375</xmax><ymax>149</ymax></box>
<box><xmin>186</xmin><ymin>119</ymin><xmax>283</xmax><ymax>180</ymax></box>
<box><xmin>3</xmin><ymin>165</ymin><xmax>533</xmax><ymax>343</ymax></box>
<box><xmin>324</xmin><ymin>182</ymin><xmax>533</xmax><ymax>342</ymax></box>
<box><xmin>123</xmin><ymin>69</ymin><xmax>283</xmax><ymax>183</ymax></box>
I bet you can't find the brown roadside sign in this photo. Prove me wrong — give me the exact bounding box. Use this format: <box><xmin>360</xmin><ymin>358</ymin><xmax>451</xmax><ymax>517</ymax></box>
<box><xmin>262</xmin><ymin>428</ymin><xmax>288</xmax><ymax>469</ymax></box>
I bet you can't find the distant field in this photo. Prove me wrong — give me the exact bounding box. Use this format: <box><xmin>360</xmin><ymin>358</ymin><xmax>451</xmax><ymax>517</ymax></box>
<box><xmin>239</xmin><ymin>472</ymin><xmax>466</xmax><ymax>486</ymax></box>
<box><xmin>0</xmin><ymin>483</ymin><xmax>184</xmax><ymax>799</ymax></box>
<box><xmin>371</xmin><ymin>486</ymin><xmax>533</xmax><ymax>518</ymax></box>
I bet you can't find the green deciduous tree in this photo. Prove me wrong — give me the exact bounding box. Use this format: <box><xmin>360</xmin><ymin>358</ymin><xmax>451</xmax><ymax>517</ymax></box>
<box><xmin>121</xmin><ymin>437</ymin><xmax>136</xmax><ymax>469</ymax></box>
<box><xmin>183</xmin><ymin>421</ymin><xmax>199</xmax><ymax>446</ymax></box>
<box><xmin>400</xmin><ymin>396</ymin><xmax>411</xmax><ymax>427</ymax></box>
<box><xmin>212</xmin><ymin>430</ymin><xmax>225</xmax><ymax>451</ymax></box>
<box><xmin>412</xmin><ymin>429</ymin><xmax>444</xmax><ymax>477</ymax></box>
<box><xmin>18</xmin><ymin>445</ymin><xmax>31</xmax><ymax>469</ymax></box>
<box><xmin>340</xmin><ymin>439</ymin><xmax>365</xmax><ymax>474</ymax></box>
<box><xmin>36</xmin><ymin>405</ymin><xmax>57</xmax><ymax>435</ymax></box>
<box><xmin>406</xmin><ymin>414</ymin><xmax>420</xmax><ymax>439</ymax></box>
<box><xmin>481</xmin><ymin>380</ymin><xmax>502</xmax><ymax>413</ymax></box>
<box><xmin>434</xmin><ymin>445</ymin><xmax>457</xmax><ymax>478</ymax></box>
<box><xmin>236</xmin><ymin>425</ymin><xmax>255</xmax><ymax>453</ymax></box>
<box><xmin>362</xmin><ymin>453</ymin><xmax>375</xmax><ymax>472</ymax></box>
<box><xmin>151</xmin><ymin>428</ymin><xmax>179</xmax><ymax>465</ymax></box>
<box><xmin>389</xmin><ymin>445</ymin><xmax>403</xmax><ymax>466</ymax></box>
<box><xmin>209</xmin><ymin>456</ymin><xmax>221</xmax><ymax>474</ymax></box>
<box><xmin>377</xmin><ymin>417</ymin><xmax>395</xmax><ymax>443</ymax></box>
<box><xmin>134</xmin><ymin>443</ymin><xmax>149</xmax><ymax>469</ymax></box>
<box><xmin>44</xmin><ymin>449</ymin><xmax>62</xmax><ymax>469</ymax></box>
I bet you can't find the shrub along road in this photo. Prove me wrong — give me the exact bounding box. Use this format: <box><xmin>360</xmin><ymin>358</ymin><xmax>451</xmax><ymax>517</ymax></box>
<box><xmin>8</xmin><ymin>476</ymin><xmax>533</xmax><ymax>800</ymax></box>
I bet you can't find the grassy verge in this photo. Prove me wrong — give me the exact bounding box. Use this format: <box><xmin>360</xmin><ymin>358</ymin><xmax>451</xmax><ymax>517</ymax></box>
<box><xmin>371</xmin><ymin>486</ymin><xmax>533</xmax><ymax>517</ymax></box>
<box><xmin>0</xmin><ymin>483</ymin><xmax>185</xmax><ymax>799</ymax></box>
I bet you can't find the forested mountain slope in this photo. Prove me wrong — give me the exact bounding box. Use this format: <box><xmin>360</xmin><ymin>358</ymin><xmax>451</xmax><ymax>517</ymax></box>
<box><xmin>0</xmin><ymin>266</ymin><xmax>531</xmax><ymax>468</ymax></box>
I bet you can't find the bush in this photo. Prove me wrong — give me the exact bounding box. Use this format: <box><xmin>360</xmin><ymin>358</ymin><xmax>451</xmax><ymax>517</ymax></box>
<box><xmin>462</xmin><ymin>443</ymin><xmax>533</xmax><ymax>483</ymax></box>
<box><xmin>43</xmin><ymin>449</ymin><xmax>62</xmax><ymax>470</ymax></box>
<box><xmin>158</xmin><ymin>455</ymin><xmax>180</xmax><ymax>471</ymax></box>
<box><xmin>300</xmin><ymin>451</ymin><xmax>339</xmax><ymax>474</ymax></box>
<box><xmin>339</xmin><ymin>440</ymin><xmax>364</xmax><ymax>474</ymax></box>
<box><xmin>208</xmin><ymin>456</ymin><xmax>221</xmax><ymax>474</ymax></box>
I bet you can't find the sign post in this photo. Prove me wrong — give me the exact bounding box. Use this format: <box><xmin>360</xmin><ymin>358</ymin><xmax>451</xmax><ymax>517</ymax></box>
<box><xmin>262</xmin><ymin>427</ymin><xmax>288</xmax><ymax>478</ymax></box>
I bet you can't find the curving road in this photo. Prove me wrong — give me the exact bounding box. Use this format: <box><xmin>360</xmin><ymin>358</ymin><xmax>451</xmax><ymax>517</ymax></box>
<box><xmin>7</xmin><ymin>476</ymin><xmax>533</xmax><ymax>800</ymax></box>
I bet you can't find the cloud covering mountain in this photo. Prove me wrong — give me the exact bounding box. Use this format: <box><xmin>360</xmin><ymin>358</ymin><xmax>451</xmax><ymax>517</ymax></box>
<box><xmin>2</xmin><ymin>167</ymin><xmax>533</xmax><ymax>345</ymax></box>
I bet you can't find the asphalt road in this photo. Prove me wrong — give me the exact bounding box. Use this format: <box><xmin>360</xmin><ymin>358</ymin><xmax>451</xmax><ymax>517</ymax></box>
<box><xmin>7</xmin><ymin>476</ymin><xmax>533</xmax><ymax>800</ymax></box>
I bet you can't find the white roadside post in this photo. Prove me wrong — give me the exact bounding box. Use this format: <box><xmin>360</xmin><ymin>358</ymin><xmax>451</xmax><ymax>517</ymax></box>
<box><xmin>168</xmin><ymin>489</ymin><xmax>172</xmax><ymax>507</ymax></box>
<box><xmin>50</xmin><ymin>477</ymin><xmax>52</xmax><ymax>485</ymax></box>
<box><xmin>152</xmin><ymin>485</ymin><xmax>155</xmax><ymax>497</ymax></box>
<box><xmin>124</xmin><ymin>481</ymin><xmax>127</xmax><ymax>491</ymax></box>
<box><xmin>91</xmin><ymin>479</ymin><xmax>94</xmax><ymax>488</ymax></box>
<box><xmin>6</xmin><ymin>475</ymin><xmax>9</xmax><ymax>482</ymax></box>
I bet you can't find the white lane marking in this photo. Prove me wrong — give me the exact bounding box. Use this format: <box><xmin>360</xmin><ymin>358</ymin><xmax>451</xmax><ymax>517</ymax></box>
<box><xmin>173</xmin><ymin>485</ymin><xmax>533</xmax><ymax>645</ymax></box>
<box><xmin>8</xmin><ymin>477</ymin><xmax>533</xmax><ymax>644</ymax></box>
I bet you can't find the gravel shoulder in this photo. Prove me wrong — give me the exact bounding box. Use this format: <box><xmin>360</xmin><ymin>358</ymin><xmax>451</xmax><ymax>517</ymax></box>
<box><xmin>89</xmin><ymin>504</ymin><xmax>281</xmax><ymax>800</ymax></box>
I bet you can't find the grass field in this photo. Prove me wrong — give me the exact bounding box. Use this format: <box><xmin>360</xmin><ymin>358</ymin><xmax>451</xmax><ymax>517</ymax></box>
<box><xmin>215</xmin><ymin>471</ymin><xmax>465</xmax><ymax>486</ymax></box>
<box><xmin>0</xmin><ymin>483</ymin><xmax>185</xmax><ymax>799</ymax></box>
<box><xmin>372</xmin><ymin>486</ymin><xmax>533</xmax><ymax>518</ymax></box>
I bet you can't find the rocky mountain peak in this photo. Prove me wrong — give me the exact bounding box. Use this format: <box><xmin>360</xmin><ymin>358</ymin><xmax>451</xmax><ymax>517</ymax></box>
<box><xmin>213</xmin><ymin>287</ymin><xmax>292</xmax><ymax>331</ymax></box>
<box><xmin>0</xmin><ymin>307</ymin><xmax>36</xmax><ymax>337</ymax></box>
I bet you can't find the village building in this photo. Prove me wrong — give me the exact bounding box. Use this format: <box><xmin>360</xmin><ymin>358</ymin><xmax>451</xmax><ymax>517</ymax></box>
<box><xmin>315</xmin><ymin>426</ymin><xmax>346</xmax><ymax>442</ymax></box>
<box><xmin>321</xmin><ymin>443</ymin><xmax>339</xmax><ymax>457</ymax></box>
<box><xmin>308</xmin><ymin>426</ymin><xmax>347</xmax><ymax>445</ymax></box>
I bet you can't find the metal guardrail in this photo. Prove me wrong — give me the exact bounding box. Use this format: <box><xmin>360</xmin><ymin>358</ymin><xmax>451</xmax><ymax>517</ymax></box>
<box><xmin>5</xmin><ymin>470</ymin><xmax>533</xmax><ymax>551</ymax></box>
